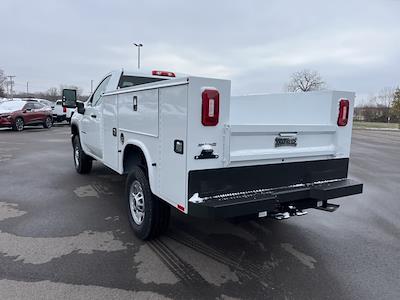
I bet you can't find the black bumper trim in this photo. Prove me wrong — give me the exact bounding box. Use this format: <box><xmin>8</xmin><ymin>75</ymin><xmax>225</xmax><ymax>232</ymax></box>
<box><xmin>188</xmin><ymin>158</ymin><xmax>349</xmax><ymax>199</ymax></box>
<box><xmin>188</xmin><ymin>179</ymin><xmax>363</xmax><ymax>218</ymax></box>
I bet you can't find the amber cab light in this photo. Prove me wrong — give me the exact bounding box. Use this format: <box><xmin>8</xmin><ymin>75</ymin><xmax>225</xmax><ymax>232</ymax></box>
<box><xmin>152</xmin><ymin>70</ymin><xmax>176</xmax><ymax>77</ymax></box>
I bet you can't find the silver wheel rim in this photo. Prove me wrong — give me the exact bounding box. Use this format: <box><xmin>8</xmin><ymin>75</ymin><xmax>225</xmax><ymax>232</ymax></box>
<box><xmin>46</xmin><ymin>117</ymin><xmax>52</xmax><ymax>128</ymax></box>
<box><xmin>129</xmin><ymin>180</ymin><xmax>145</xmax><ymax>225</ymax></box>
<box><xmin>74</xmin><ymin>145</ymin><xmax>80</xmax><ymax>167</ymax></box>
<box><xmin>16</xmin><ymin>119</ymin><xmax>23</xmax><ymax>131</ymax></box>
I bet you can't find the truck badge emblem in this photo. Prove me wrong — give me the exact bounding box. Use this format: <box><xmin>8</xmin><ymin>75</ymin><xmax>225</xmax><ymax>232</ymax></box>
<box><xmin>275</xmin><ymin>136</ymin><xmax>297</xmax><ymax>147</ymax></box>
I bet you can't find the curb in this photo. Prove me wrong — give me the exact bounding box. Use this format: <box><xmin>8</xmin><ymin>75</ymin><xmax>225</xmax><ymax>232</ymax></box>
<box><xmin>353</xmin><ymin>127</ymin><xmax>400</xmax><ymax>132</ymax></box>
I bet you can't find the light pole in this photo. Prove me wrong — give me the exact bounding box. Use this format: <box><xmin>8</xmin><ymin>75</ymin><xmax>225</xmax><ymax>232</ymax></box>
<box><xmin>133</xmin><ymin>43</ymin><xmax>143</xmax><ymax>69</ymax></box>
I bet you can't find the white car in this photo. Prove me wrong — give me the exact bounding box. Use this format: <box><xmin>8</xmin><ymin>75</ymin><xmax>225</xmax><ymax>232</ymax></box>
<box><xmin>53</xmin><ymin>99</ymin><xmax>74</xmax><ymax>123</ymax></box>
<box><xmin>25</xmin><ymin>98</ymin><xmax>55</xmax><ymax>109</ymax></box>
<box><xmin>63</xmin><ymin>69</ymin><xmax>363</xmax><ymax>240</ymax></box>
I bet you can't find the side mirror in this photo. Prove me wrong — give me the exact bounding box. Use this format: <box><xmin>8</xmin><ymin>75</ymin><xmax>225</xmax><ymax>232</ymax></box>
<box><xmin>77</xmin><ymin>101</ymin><xmax>85</xmax><ymax>114</ymax></box>
<box><xmin>62</xmin><ymin>89</ymin><xmax>77</xmax><ymax>108</ymax></box>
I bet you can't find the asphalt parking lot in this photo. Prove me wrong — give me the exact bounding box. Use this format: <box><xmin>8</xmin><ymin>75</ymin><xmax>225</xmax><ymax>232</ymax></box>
<box><xmin>0</xmin><ymin>126</ymin><xmax>399</xmax><ymax>300</ymax></box>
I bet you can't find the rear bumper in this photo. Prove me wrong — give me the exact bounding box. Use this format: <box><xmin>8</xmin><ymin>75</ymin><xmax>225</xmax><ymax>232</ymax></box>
<box><xmin>53</xmin><ymin>114</ymin><xmax>66</xmax><ymax>122</ymax></box>
<box><xmin>188</xmin><ymin>178</ymin><xmax>363</xmax><ymax>218</ymax></box>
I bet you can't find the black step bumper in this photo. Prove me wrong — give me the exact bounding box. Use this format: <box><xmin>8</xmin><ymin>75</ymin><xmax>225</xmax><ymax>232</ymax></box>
<box><xmin>188</xmin><ymin>179</ymin><xmax>363</xmax><ymax>218</ymax></box>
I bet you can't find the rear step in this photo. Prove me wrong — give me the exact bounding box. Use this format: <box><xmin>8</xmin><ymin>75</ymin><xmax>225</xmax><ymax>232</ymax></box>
<box><xmin>188</xmin><ymin>179</ymin><xmax>363</xmax><ymax>219</ymax></box>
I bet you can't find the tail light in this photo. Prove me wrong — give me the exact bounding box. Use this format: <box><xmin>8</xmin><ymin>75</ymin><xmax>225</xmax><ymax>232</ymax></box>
<box><xmin>202</xmin><ymin>89</ymin><xmax>219</xmax><ymax>126</ymax></box>
<box><xmin>63</xmin><ymin>107</ymin><xmax>67</xmax><ymax>113</ymax></box>
<box><xmin>152</xmin><ymin>70</ymin><xmax>176</xmax><ymax>77</ymax></box>
<box><xmin>337</xmin><ymin>99</ymin><xmax>349</xmax><ymax>126</ymax></box>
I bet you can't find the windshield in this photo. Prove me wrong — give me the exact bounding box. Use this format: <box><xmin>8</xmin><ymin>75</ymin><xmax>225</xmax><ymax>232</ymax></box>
<box><xmin>0</xmin><ymin>101</ymin><xmax>25</xmax><ymax>111</ymax></box>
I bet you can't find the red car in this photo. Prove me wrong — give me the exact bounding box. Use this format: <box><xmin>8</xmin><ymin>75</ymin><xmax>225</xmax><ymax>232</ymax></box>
<box><xmin>0</xmin><ymin>100</ymin><xmax>53</xmax><ymax>131</ymax></box>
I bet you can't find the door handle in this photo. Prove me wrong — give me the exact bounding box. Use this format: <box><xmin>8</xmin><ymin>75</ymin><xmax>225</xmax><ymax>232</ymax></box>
<box><xmin>133</xmin><ymin>96</ymin><xmax>138</xmax><ymax>111</ymax></box>
<box><xmin>91</xmin><ymin>114</ymin><xmax>97</xmax><ymax>118</ymax></box>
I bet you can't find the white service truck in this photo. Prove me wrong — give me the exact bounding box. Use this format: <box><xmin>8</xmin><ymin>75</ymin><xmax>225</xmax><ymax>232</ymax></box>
<box><xmin>63</xmin><ymin>70</ymin><xmax>363</xmax><ymax>240</ymax></box>
<box><xmin>54</xmin><ymin>99</ymin><xmax>74</xmax><ymax>123</ymax></box>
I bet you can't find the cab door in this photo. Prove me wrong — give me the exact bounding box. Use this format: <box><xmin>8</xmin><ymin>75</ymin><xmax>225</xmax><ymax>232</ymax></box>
<box><xmin>81</xmin><ymin>76</ymin><xmax>111</xmax><ymax>159</ymax></box>
<box><xmin>102</xmin><ymin>94</ymin><xmax>118</xmax><ymax>170</ymax></box>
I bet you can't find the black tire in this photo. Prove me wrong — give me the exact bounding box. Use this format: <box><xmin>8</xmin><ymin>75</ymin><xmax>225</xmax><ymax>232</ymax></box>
<box><xmin>126</xmin><ymin>166</ymin><xmax>170</xmax><ymax>240</ymax></box>
<box><xmin>43</xmin><ymin>116</ymin><xmax>52</xmax><ymax>129</ymax></box>
<box><xmin>73</xmin><ymin>135</ymin><xmax>92</xmax><ymax>174</ymax></box>
<box><xmin>13</xmin><ymin>117</ymin><xmax>24</xmax><ymax>131</ymax></box>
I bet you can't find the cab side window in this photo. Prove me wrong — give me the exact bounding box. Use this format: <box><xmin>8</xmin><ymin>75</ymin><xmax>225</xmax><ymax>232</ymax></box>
<box><xmin>92</xmin><ymin>76</ymin><xmax>111</xmax><ymax>106</ymax></box>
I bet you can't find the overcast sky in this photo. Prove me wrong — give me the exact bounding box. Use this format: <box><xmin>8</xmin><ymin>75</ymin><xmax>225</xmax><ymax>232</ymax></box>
<box><xmin>1</xmin><ymin>0</ymin><xmax>400</xmax><ymax>104</ymax></box>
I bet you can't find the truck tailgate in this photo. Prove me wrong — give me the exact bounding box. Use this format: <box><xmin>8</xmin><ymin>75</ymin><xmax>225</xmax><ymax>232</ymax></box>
<box><xmin>226</xmin><ymin>91</ymin><xmax>354</xmax><ymax>166</ymax></box>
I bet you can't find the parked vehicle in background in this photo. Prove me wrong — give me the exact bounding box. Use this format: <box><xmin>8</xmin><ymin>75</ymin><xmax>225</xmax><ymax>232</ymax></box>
<box><xmin>0</xmin><ymin>100</ymin><xmax>53</xmax><ymax>131</ymax></box>
<box><xmin>25</xmin><ymin>98</ymin><xmax>55</xmax><ymax>109</ymax></box>
<box><xmin>64</xmin><ymin>69</ymin><xmax>363</xmax><ymax>240</ymax></box>
<box><xmin>25</xmin><ymin>98</ymin><xmax>55</xmax><ymax>116</ymax></box>
<box><xmin>54</xmin><ymin>99</ymin><xmax>74</xmax><ymax>123</ymax></box>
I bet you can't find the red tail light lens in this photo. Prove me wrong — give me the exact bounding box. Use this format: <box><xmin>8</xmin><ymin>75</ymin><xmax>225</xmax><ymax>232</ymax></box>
<box><xmin>337</xmin><ymin>99</ymin><xmax>349</xmax><ymax>126</ymax></box>
<box><xmin>152</xmin><ymin>70</ymin><xmax>176</xmax><ymax>77</ymax></box>
<box><xmin>63</xmin><ymin>107</ymin><xmax>67</xmax><ymax>113</ymax></box>
<box><xmin>202</xmin><ymin>89</ymin><xmax>219</xmax><ymax>126</ymax></box>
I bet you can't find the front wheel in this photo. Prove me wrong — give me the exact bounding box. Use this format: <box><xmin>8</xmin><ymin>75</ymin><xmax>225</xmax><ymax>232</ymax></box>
<box><xmin>13</xmin><ymin>117</ymin><xmax>24</xmax><ymax>131</ymax></box>
<box><xmin>73</xmin><ymin>135</ymin><xmax>92</xmax><ymax>174</ymax></box>
<box><xmin>126</xmin><ymin>166</ymin><xmax>170</xmax><ymax>240</ymax></box>
<box><xmin>43</xmin><ymin>116</ymin><xmax>52</xmax><ymax>129</ymax></box>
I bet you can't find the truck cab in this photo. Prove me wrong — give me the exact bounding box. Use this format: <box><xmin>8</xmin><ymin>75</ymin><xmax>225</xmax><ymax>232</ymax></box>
<box><xmin>63</xmin><ymin>69</ymin><xmax>363</xmax><ymax>240</ymax></box>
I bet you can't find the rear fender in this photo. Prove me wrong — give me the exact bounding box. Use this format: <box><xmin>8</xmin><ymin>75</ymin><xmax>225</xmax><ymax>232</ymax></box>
<box><xmin>121</xmin><ymin>140</ymin><xmax>156</xmax><ymax>192</ymax></box>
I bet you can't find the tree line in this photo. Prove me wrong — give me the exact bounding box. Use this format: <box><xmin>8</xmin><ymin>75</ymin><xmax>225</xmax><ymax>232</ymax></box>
<box><xmin>0</xmin><ymin>68</ymin><xmax>86</xmax><ymax>101</ymax></box>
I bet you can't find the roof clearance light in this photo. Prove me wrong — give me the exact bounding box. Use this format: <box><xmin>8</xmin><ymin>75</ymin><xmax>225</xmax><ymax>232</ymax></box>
<box><xmin>152</xmin><ymin>70</ymin><xmax>176</xmax><ymax>77</ymax></box>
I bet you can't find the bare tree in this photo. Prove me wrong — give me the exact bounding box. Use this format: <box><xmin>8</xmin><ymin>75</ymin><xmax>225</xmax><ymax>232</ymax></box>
<box><xmin>286</xmin><ymin>69</ymin><xmax>326</xmax><ymax>92</ymax></box>
<box><xmin>375</xmin><ymin>87</ymin><xmax>395</xmax><ymax>108</ymax></box>
<box><xmin>390</xmin><ymin>88</ymin><xmax>400</xmax><ymax>123</ymax></box>
<box><xmin>374</xmin><ymin>87</ymin><xmax>396</xmax><ymax>123</ymax></box>
<box><xmin>47</xmin><ymin>87</ymin><xmax>59</xmax><ymax>97</ymax></box>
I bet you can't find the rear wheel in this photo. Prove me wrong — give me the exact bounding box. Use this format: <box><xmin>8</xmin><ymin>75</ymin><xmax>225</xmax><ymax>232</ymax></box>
<box><xmin>73</xmin><ymin>135</ymin><xmax>92</xmax><ymax>174</ymax></box>
<box><xmin>13</xmin><ymin>117</ymin><xmax>24</xmax><ymax>131</ymax></box>
<box><xmin>126</xmin><ymin>166</ymin><xmax>170</xmax><ymax>240</ymax></box>
<box><xmin>43</xmin><ymin>116</ymin><xmax>52</xmax><ymax>128</ymax></box>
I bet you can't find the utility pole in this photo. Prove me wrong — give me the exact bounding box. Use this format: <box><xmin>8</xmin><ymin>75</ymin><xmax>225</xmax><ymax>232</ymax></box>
<box><xmin>6</xmin><ymin>80</ymin><xmax>9</xmax><ymax>97</ymax></box>
<box><xmin>91</xmin><ymin>80</ymin><xmax>93</xmax><ymax>94</ymax></box>
<box><xmin>133</xmin><ymin>43</ymin><xmax>143</xmax><ymax>69</ymax></box>
<box><xmin>7</xmin><ymin>76</ymin><xmax>16</xmax><ymax>100</ymax></box>
<box><xmin>26</xmin><ymin>81</ymin><xmax>29</xmax><ymax>95</ymax></box>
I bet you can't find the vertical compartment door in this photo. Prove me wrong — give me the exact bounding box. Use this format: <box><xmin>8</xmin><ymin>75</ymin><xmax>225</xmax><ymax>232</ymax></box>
<box><xmin>158</xmin><ymin>85</ymin><xmax>188</xmax><ymax>211</ymax></box>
